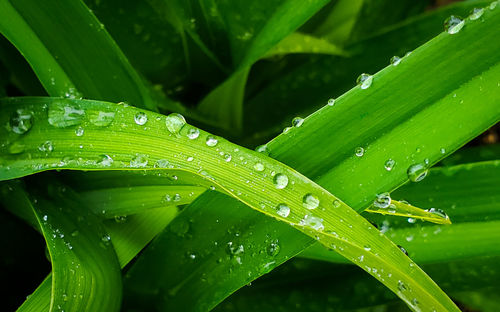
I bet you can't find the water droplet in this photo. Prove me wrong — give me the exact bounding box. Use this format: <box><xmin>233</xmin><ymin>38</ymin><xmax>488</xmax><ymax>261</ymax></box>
<box><xmin>364</xmin><ymin>245</ymin><xmax>371</xmax><ymax>251</ymax></box>
<box><xmin>38</xmin><ymin>141</ymin><xmax>54</xmax><ymax>153</ymax></box>
<box><xmin>186</xmin><ymin>156</ymin><xmax>194</xmax><ymax>162</ymax></box>
<box><xmin>427</xmin><ymin>208</ymin><xmax>449</xmax><ymax>220</ymax></box>
<box><xmin>186</xmin><ymin>127</ymin><xmax>200</xmax><ymax>139</ymax></box>
<box><xmin>397</xmin><ymin>280</ymin><xmax>407</xmax><ymax>292</ymax></box>
<box><xmin>255</xmin><ymin>144</ymin><xmax>269</xmax><ymax>154</ymax></box>
<box><xmin>390</xmin><ymin>56</ymin><xmax>401</xmax><ymax>66</ymax></box>
<box><xmin>384</xmin><ymin>159</ymin><xmax>395</xmax><ymax>171</ymax></box>
<box><xmin>10</xmin><ymin>109</ymin><xmax>33</xmax><ymax>134</ymax></box>
<box><xmin>327</xmin><ymin>98</ymin><xmax>335</xmax><ymax>106</ymax></box>
<box><xmin>42</xmin><ymin>215</ymin><xmax>48</xmax><ymax>222</ymax></box>
<box><xmin>398</xmin><ymin>245</ymin><xmax>409</xmax><ymax>256</ymax></box>
<box><xmin>226</xmin><ymin>242</ymin><xmax>244</xmax><ymax>256</ymax></box>
<box><xmin>75</xmin><ymin>126</ymin><xmax>84</xmax><ymax>136</ymax></box>
<box><xmin>303</xmin><ymin>193</ymin><xmax>320</xmax><ymax>210</ymax></box>
<box><xmin>165</xmin><ymin>113</ymin><xmax>186</xmax><ymax>134</ymax></box>
<box><xmin>292</xmin><ymin>117</ymin><xmax>304</xmax><ymax>127</ymax></box>
<box><xmin>101</xmin><ymin>234</ymin><xmax>111</xmax><ymax>244</ymax></box>
<box><xmin>205</xmin><ymin>135</ymin><xmax>218</xmax><ymax>147</ymax></box>
<box><xmin>273</xmin><ymin>173</ymin><xmax>289</xmax><ymax>189</ymax></box>
<box><xmin>99</xmin><ymin>154</ymin><xmax>114</xmax><ymax>166</ymax></box>
<box><xmin>275</xmin><ymin>203</ymin><xmax>290</xmax><ymax>218</ymax></box>
<box><xmin>469</xmin><ymin>7</ymin><xmax>484</xmax><ymax>20</ymax></box>
<box><xmin>155</xmin><ymin>159</ymin><xmax>170</xmax><ymax>168</ymax></box>
<box><xmin>300</xmin><ymin>215</ymin><xmax>324</xmax><ymax>231</ymax></box>
<box><xmin>253</xmin><ymin>162</ymin><xmax>264</xmax><ymax>172</ymax></box>
<box><xmin>407</xmin><ymin>163</ymin><xmax>428</xmax><ymax>182</ymax></box>
<box><xmin>356</xmin><ymin>73</ymin><xmax>373</xmax><ymax>89</ymax></box>
<box><xmin>355</xmin><ymin>147</ymin><xmax>364</xmax><ymax>157</ymax></box>
<box><xmin>266</xmin><ymin>240</ymin><xmax>280</xmax><ymax>257</ymax></box>
<box><xmin>490</xmin><ymin>1</ymin><xmax>497</xmax><ymax>10</ymax></box>
<box><xmin>407</xmin><ymin>218</ymin><xmax>416</xmax><ymax>224</ymax></box>
<box><xmin>134</xmin><ymin>112</ymin><xmax>148</xmax><ymax>125</ymax></box>
<box><xmin>223</xmin><ymin>153</ymin><xmax>232</xmax><ymax>162</ymax></box>
<box><xmin>332</xmin><ymin>200</ymin><xmax>341</xmax><ymax>208</ymax></box>
<box><xmin>114</xmin><ymin>215</ymin><xmax>127</xmax><ymax>223</ymax></box>
<box><xmin>444</xmin><ymin>15</ymin><xmax>465</xmax><ymax>34</ymax></box>
<box><xmin>282</xmin><ymin>127</ymin><xmax>291</xmax><ymax>134</ymax></box>
<box><xmin>130</xmin><ymin>154</ymin><xmax>148</xmax><ymax>167</ymax></box>
<box><xmin>374</xmin><ymin>192</ymin><xmax>391</xmax><ymax>209</ymax></box>
<box><xmin>440</xmin><ymin>148</ymin><xmax>446</xmax><ymax>154</ymax></box>
<box><xmin>89</xmin><ymin>110</ymin><xmax>115</xmax><ymax>127</ymax></box>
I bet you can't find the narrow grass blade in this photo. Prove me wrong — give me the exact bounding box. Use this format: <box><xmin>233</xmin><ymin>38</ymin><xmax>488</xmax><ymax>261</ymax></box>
<box><xmin>0</xmin><ymin>180</ymin><xmax>122</xmax><ymax>312</ymax></box>
<box><xmin>0</xmin><ymin>97</ymin><xmax>459</xmax><ymax>311</ymax></box>
<box><xmin>0</xmin><ymin>0</ymin><xmax>155</xmax><ymax>109</ymax></box>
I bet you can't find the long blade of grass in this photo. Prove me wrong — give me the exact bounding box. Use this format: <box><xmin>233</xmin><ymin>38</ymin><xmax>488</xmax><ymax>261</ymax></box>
<box><xmin>0</xmin><ymin>97</ymin><xmax>458</xmax><ymax>311</ymax></box>
<box><xmin>123</xmin><ymin>3</ymin><xmax>500</xmax><ymax>310</ymax></box>
<box><xmin>0</xmin><ymin>0</ymin><xmax>155</xmax><ymax>109</ymax></box>
<box><xmin>303</xmin><ymin>160</ymin><xmax>500</xmax><ymax>263</ymax></box>
<box><xmin>0</xmin><ymin>180</ymin><xmax>122</xmax><ymax>312</ymax></box>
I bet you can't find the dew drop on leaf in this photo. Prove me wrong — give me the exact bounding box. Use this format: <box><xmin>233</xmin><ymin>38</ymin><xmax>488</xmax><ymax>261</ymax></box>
<box><xmin>75</xmin><ymin>126</ymin><xmax>84</xmax><ymax>136</ymax></box>
<box><xmin>355</xmin><ymin>147</ymin><xmax>364</xmax><ymax>157</ymax></box>
<box><xmin>273</xmin><ymin>173</ymin><xmax>289</xmax><ymax>189</ymax></box>
<box><xmin>384</xmin><ymin>159</ymin><xmax>395</xmax><ymax>171</ymax></box>
<box><xmin>205</xmin><ymin>135</ymin><xmax>218</xmax><ymax>147</ymax></box>
<box><xmin>427</xmin><ymin>208</ymin><xmax>449</xmax><ymax>221</ymax></box>
<box><xmin>374</xmin><ymin>192</ymin><xmax>391</xmax><ymax>209</ymax></box>
<box><xmin>300</xmin><ymin>214</ymin><xmax>324</xmax><ymax>231</ymax></box>
<box><xmin>253</xmin><ymin>162</ymin><xmax>264</xmax><ymax>172</ymax></box>
<box><xmin>398</xmin><ymin>245</ymin><xmax>409</xmax><ymax>256</ymax></box>
<box><xmin>303</xmin><ymin>193</ymin><xmax>320</xmax><ymax>210</ymax></box>
<box><xmin>407</xmin><ymin>163</ymin><xmax>428</xmax><ymax>182</ymax></box>
<box><xmin>469</xmin><ymin>7</ymin><xmax>484</xmax><ymax>20</ymax></box>
<box><xmin>48</xmin><ymin>100</ymin><xmax>85</xmax><ymax>128</ymax></box>
<box><xmin>275</xmin><ymin>203</ymin><xmax>290</xmax><ymax>218</ymax></box>
<box><xmin>444</xmin><ymin>15</ymin><xmax>465</xmax><ymax>34</ymax></box>
<box><xmin>38</xmin><ymin>141</ymin><xmax>54</xmax><ymax>153</ymax></box>
<box><xmin>356</xmin><ymin>73</ymin><xmax>373</xmax><ymax>89</ymax></box>
<box><xmin>165</xmin><ymin>113</ymin><xmax>186</xmax><ymax>134</ymax></box>
<box><xmin>10</xmin><ymin>109</ymin><xmax>33</xmax><ymax>134</ymax></box>
<box><xmin>327</xmin><ymin>98</ymin><xmax>335</xmax><ymax>106</ymax></box>
<box><xmin>255</xmin><ymin>144</ymin><xmax>269</xmax><ymax>155</ymax></box>
<box><xmin>390</xmin><ymin>56</ymin><xmax>402</xmax><ymax>66</ymax></box>
<box><xmin>186</xmin><ymin>127</ymin><xmax>200</xmax><ymax>139</ymax></box>
<box><xmin>99</xmin><ymin>154</ymin><xmax>113</xmax><ymax>166</ymax></box>
<box><xmin>130</xmin><ymin>154</ymin><xmax>148</xmax><ymax>167</ymax></box>
<box><xmin>266</xmin><ymin>240</ymin><xmax>280</xmax><ymax>257</ymax></box>
<box><xmin>292</xmin><ymin>117</ymin><xmax>304</xmax><ymax>127</ymax></box>
<box><xmin>134</xmin><ymin>112</ymin><xmax>148</xmax><ymax>125</ymax></box>
<box><xmin>89</xmin><ymin>111</ymin><xmax>115</xmax><ymax>127</ymax></box>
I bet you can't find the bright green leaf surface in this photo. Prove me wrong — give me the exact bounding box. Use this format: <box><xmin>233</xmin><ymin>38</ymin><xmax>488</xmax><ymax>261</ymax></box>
<box><xmin>0</xmin><ymin>97</ymin><xmax>458</xmax><ymax>311</ymax></box>
<box><xmin>127</xmin><ymin>4</ymin><xmax>500</xmax><ymax>310</ymax></box>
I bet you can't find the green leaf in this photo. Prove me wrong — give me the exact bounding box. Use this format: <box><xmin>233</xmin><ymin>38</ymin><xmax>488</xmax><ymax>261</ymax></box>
<box><xmin>0</xmin><ymin>0</ymin><xmax>155</xmax><ymax>109</ymax></box>
<box><xmin>128</xmin><ymin>4</ymin><xmax>500</xmax><ymax>310</ymax></box>
<box><xmin>243</xmin><ymin>0</ymin><xmax>491</xmax><ymax>137</ymax></box>
<box><xmin>192</xmin><ymin>0</ymin><xmax>330</xmax><ymax>131</ymax></box>
<box><xmin>263</xmin><ymin>32</ymin><xmax>347</xmax><ymax>58</ymax></box>
<box><xmin>0</xmin><ymin>97</ymin><xmax>459</xmax><ymax>311</ymax></box>
<box><xmin>0</xmin><ymin>179</ymin><xmax>122</xmax><ymax>312</ymax></box>
<box><xmin>303</xmin><ymin>160</ymin><xmax>500</xmax><ymax>263</ymax></box>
